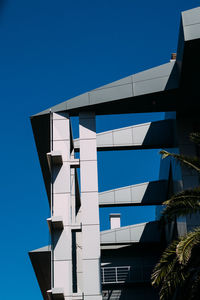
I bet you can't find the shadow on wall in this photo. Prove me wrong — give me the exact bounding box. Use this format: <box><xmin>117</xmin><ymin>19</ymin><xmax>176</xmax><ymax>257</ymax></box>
<box><xmin>139</xmin><ymin>221</ymin><xmax>161</xmax><ymax>243</ymax></box>
<box><xmin>135</xmin><ymin>180</ymin><xmax>168</xmax><ymax>206</ymax></box>
<box><xmin>139</xmin><ymin>119</ymin><xmax>177</xmax><ymax>149</ymax></box>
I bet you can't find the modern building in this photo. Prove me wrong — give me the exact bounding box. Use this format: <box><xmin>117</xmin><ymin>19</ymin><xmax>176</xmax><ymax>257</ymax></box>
<box><xmin>29</xmin><ymin>7</ymin><xmax>200</xmax><ymax>300</ymax></box>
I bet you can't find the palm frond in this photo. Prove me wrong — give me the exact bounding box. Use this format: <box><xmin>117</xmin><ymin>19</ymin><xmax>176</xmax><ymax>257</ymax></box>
<box><xmin>190</xmin><ymin>268</ymin><xmax>200</xmax><ymax>300</ymax></box>
<box><xmin>160</xmin><ymin>150</ymin><xmax>200</xmax><ymax>173</ymax></box>
<box><xmin>161</xmin><ymin>188</ymin><xmax>200</xmax><ymax>221</ymax></box>
<box><xmin>190</xmin><ymin>132</ymin><xmax>200</xmax><ymax>145</ymax></box>
<box><xmin>164</xmin><ymin>187</ymin><xmax>200</xmax><ymax>206</ymax></box>
<box><xmin>159</xmin><ymin>269</ymin><xmax>187</xmax><ymax>300</ymax></box>
<box><xmin>176</xmin><ymin>227</ymin><xmax>200</xmax><ymax>265</ymax></box>
<box><xmin>151</xmin><ymin>240</ymin><xmax>180</xmax><ymax>287</ymax></box>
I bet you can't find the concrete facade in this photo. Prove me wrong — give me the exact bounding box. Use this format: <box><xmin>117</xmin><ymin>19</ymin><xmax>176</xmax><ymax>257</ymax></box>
<box><xmin>29</xmin><ymin>7</ymin><xmax>200</xmax><ymax>300</ymax></box>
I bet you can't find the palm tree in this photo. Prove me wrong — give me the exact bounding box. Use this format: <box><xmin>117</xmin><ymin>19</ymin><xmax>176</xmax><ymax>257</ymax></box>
<box><xmin>151</xmin><ymin>133</ymin><xmax>200</xmax><ymax>300</ymax></box>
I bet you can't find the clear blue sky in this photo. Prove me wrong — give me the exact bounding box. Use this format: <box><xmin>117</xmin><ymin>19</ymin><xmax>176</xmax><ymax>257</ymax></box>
<box><xmin>0</xmin><ymin>0</ymin><xmax>197</xmax><ymax>299</ymax></box>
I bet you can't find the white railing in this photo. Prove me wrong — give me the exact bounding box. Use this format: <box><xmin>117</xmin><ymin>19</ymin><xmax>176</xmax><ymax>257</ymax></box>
<box><xmin>101</xmin><ymin>265</ymin><xmax>153</xmax><ymax>284</ymax></box>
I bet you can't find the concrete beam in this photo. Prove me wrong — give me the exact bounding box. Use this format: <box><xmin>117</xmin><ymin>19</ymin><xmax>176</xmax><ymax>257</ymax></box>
<box><xmin>47</xmin><ymin>216</ymin><xmax>64</xmax><ymax>231</ymax></box>
<box><xmin>100</xmin><ymin>221</ymin><xmax>161</xmax><ymax>244</ymax></box>
<box><xmin>99</xmin><ymin>180</ymin><xmax>168</xmax><ymax>207</ymax></box>
<box><xmin>74</xmin><ymin>120</ymin><xmax>176</xmax><ymax>151</ymax></box>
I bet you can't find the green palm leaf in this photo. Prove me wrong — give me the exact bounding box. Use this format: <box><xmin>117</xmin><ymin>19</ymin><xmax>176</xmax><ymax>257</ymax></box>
<box><xmin>154</xmin><ymin>133</ymin><xmax>200</xmax><ymax>299</ymax></box>
<box><xmin>176</xmin><ymin>227</ymin><xmax>200</xmax><ymax>265</ymax></box>
<box><xmin>152</xmin><ymin>240</ymin><xmax>188</xmax><ymax>300</ymax></box>
<box><xmin>152</xmin><ymin>240</ymin><xmax>181</xmax><ymax>286</ymax></box>
<box><xmin>190</xmin><ymin>268</ymin><xmax>200</xmax><ymax>300</ymax></box>
<box><xmin>190</xmin><ymin>132</ymin><xmax>200</xmax><ymax>145</ymax></box>
<box><xmin>161</xmin><ymin>188</ymin><xmax>200</xmax><ymax>221</ymax></box>
<box><xmin>160</xmin><ymin>150</ymin><xmax>200</xmax><ymax>173</ymax></box>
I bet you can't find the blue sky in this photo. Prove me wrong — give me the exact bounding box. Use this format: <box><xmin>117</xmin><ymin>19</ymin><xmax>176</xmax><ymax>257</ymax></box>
<box><xmin>0</xmin><ymin>0</ymin><xmax>198</xmax><ymax>299</ymax></box>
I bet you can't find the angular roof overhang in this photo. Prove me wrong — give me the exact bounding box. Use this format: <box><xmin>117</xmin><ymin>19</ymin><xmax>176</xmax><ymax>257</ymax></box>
<box><xmin>30</xmin><ymin>7</ymin><xmax>200</xmax><ymax>201</ymax></box>
<box><xmin>32</xmin><ymin>60</ymin><xmax>179</xmax><ymax>117</ymax></box>
<box><xmin>31</xmin><ymin>7</ymin><xmax>200</xmax><ymax>118</ymax></box>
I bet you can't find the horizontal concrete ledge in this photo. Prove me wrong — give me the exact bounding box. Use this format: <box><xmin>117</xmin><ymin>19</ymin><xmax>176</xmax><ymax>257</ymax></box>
<box><xmin>46</xmin><ymin>151</ymin><xmax>63</xmax><ymax>171</ymax></box>
<box><xmin>100</xmin><ymin>221</ymin><xmax>161</xmax><ymax>244</ymax></box>
<box><xmin>70</xmin><ymin>158</ymin><xmax>80</xmax><ymax>168</ymax></box>
<box><xmin>47</xmin><ymin>288</ymin><xmax>64</xmax><ymax>300</ymax></box>
<box><xmin>70</xmin><ymin>223</ymin><xmax>82</xmax><ymax>231</ymax></box>
<box><xmin>47</xmin><ymin>216</ymin><xmax>64</xmax><ymax>231</ymax></box>
<box><xmin>99</xmin><ymin>180</ymin><xmax>168</xmax><ymax>207</ymax></box>
<box><xmin>74</xmin><ymin>119</ymin><xmax>176</xmax><ymax>151</ymax></box>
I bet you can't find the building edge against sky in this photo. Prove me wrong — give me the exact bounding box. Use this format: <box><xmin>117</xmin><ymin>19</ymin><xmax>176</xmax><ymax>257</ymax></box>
<box><xmin>29</xmin><ymin>7</ymin><xmax>200</xmax><ymax>300</ymax></box>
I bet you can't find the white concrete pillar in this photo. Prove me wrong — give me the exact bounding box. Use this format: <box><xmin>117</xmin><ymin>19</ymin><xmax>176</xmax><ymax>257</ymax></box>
<box><xmin>51</xmin><ymin>112</ymin><xmax>73</xmax><ymax>299</ymax></box>
<box><xmin>79</xmin><ymin>112</ymin><xmax>102</xmax><ymax>300</ymax></box>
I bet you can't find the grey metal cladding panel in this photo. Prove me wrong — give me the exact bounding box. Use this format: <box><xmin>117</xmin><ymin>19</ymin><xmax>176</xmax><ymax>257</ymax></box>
<box><xmin>99</xmin><ymin>190</ymin><xmax>115</xmax><ymax>205</ymax></box>
<box><xmin>100</xmin><ymin>231</ymin><xmax>116</xmax><ymax>243</ymax></box>
<box><xmin>130</xmin><ymin>225</ymin><xmax>145</xmax><ymax>242</ymax></box>
<box><xmin>133</xmin><ymin>62</ymin><xmax>175</xmax><ymax>82</ymax></box>
<box><xmin>130</xmin><ymin>183</ymin><xmax>147</xmax><ymax>203</ymax></box>
<box><xmin>66</xmin><ymin>93</ymin><xmax>90</xmax><ymax>110</ymax></box>
<box><xmin>89</xmin><ymin>83</ymin><xmax>133</xmax><ymax>105</ymax></box>
<box><xmin>130</xmin><ymin>223</ymin><xmax>160</xmax><ymax>243</ymax></box>
<box><xmin>75</xmin><ymin>119</ymin><xmax>175</xmax><ymax>149</ymax></box>
<box><xmin>97</xmin><ymin>132</ymin><xmax>113</xmax><ymax>147</ymax></box>
<box><xmin>30</xmin><ymin>245</ymin><xmax>51</xmax><ymax>253</ymax></box>
<box><xmin>115</xmin><ymin>186</ymin><xmax>132</xmax><ymax>204</ymax></box>
<box><xmin>34</xmin><ymin>101</ymin><xmax>68</xmax><ymax>116</ymax></box>
<box><xmin>33</xmin><ymin>93</ymin><xmax>89</xmax><ymax>117</ymax></box>
<box><xmin>115</xmin><ymin>227</ymin><xmax>131</xmax><ymax>242</ymax></box>
<box><xmin>94</xmin><ymin>75</ymin><xmax>132</xmax><ymax>90</ymax></box>
<box><xmin>32</xmin><ymin>60</ymin><xmax>177</xmax><ymax>117</ymax></box>
<box><xmin>133</xmin><ymin>76</ymin><xmax>169</xmax><ymax>97</ymax></box>
<box><xmin>132</xmin><ymin>124</ymin><xmax>150</xmax><ymax>145</ymax></box>
<box><xmin>181</xmin><ymin>7</ymin><xmax>200</xmax><ymax>41</ymax></box>
<box><xmin>130</xmin><ymin>181</ymin><xmax>168</xmax><ymax>204</ymax></box>
<box><xmin>99</xmin><ymin>180</ymin><xmax>168</xmax><ymax>206</ymax></box>
<box><xmin>50</xmin><ymin>101</ymin><xmax>68</xmax><ymax>113</ymax></box>
<box><xmin>182</xmin><ymin>7</ymin><xmax>200</xmax><ymax>26</ymax></box>
<box><xmin>100</xmin><ymin>221</ymin><xmax>160</xmax><ymax>244</ymax></box>
<box><xmin>113</xmin><ymin>127</ymin><xmax>133</xmax><ymax>145</ymax></box>
<box><xmin>132</xmin><ymin>180</ymin><xmax>168</xmax><ymax>204</ymax></box>
<box><xmin>184</xmin><ymin>23</ymin><xmax>200</xmax><ymax>41</ymax></box>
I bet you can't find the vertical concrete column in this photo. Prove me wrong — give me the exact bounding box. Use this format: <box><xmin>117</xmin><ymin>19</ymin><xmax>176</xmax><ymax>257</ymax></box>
<box><xmin>52</xmin><ymin>112</ymin><xmax>72</xmax><ymax>299</ymax></box>
<box><xmin>70</xmin><ymin>150</ymin><xmax>76</xmax><ymax>225</ymax></box>
<box><xmin>79</xmin><ymin>112</ymin><xmax>102</xmax><ymax>300</ymax></box>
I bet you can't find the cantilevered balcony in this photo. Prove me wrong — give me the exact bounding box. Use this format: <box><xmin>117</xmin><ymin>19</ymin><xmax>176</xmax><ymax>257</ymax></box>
<box><xmin>101</xmin><ymin>221</ymin><xmax>161</xmax><ymax>244</ymax></box>
<box><xmin>99</xmin><ymin>180</ymin><xmax>168</xmax><ymax>207</ymax></box>
<box><xmin>74</xmin><ymin>119</ymin><xmax>176</xmax><ymax>151</ymax></box>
